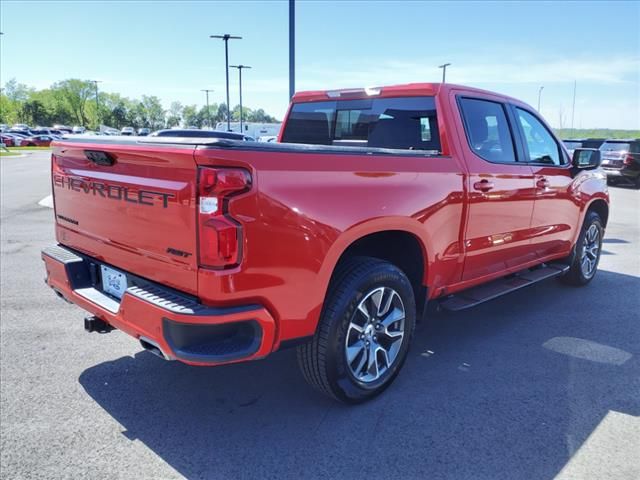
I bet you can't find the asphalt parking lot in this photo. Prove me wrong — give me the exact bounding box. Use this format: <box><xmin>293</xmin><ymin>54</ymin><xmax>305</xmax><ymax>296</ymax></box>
<box><xmin>1</xmin><ymin>150</ymin><xmax>639</xmax><ymax>480</ymax></box>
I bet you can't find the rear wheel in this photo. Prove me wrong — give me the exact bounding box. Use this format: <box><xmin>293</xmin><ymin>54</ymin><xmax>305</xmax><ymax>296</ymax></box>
<box><xmin>297</xmin><ymin>257</ymin><xmax>416</xmax><ymax>403</ymax></box>
<box><xmin>561</xmin><ymin>211</ymin><xmax>603</xmax><ymax>286</ymax></box>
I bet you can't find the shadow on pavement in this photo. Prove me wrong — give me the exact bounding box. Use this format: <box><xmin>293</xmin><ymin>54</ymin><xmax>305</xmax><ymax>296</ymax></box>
<box><xmin>79</xmin><ymin>270</ymin><xmax>640</xmax><ymax>480</ymax></box>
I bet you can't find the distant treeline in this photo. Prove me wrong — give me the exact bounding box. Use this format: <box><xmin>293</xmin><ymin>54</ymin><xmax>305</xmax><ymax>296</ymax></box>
<box><xmin>554</xmin><ymin>128</ymin><xmax>639</xmax><ymax>140</ymax></box>
<box><xmin>0</xmin><ymin>78</ymin><xmax>278</xmax><ymax>130</ymax></box>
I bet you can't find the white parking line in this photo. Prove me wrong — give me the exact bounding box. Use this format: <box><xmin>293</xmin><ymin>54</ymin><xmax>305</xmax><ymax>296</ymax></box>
<box><xmin>38</xmin><ymin>195</ymin><xmax>53</xmax><ymax>208</ymax></box>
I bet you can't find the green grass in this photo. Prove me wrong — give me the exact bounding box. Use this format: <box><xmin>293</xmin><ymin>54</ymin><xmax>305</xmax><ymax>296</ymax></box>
<box><xmin>553</xmin><ymin>129</ymin><xmax>640</xmax><ymax>140</ymax></box>
<box><xmin>10</xmin><ymin>146</ymin><xmax>52</xmax><ymax>151</ymax></box>
<box><xmin>0</xmin><ymin>146</ymin><xmax>51</xmax><ymax>156</ymax></box>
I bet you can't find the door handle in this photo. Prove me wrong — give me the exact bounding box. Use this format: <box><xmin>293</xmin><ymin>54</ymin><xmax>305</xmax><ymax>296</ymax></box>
<box><xmin>473</xmin><ymin>179</ymin><xmax>495</xmax><ymax>192</ymax></box>
<box><xmin>536</xmin><ymin>178</ymin><xmax>550</xmax><ymax>189</ymax></box>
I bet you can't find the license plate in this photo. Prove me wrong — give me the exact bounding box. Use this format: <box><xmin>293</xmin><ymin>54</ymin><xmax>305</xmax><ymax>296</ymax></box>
<box><xmin>101</xmin><ymin>265</ymin><xmax>127</xmax><ymax>299</ymax></box>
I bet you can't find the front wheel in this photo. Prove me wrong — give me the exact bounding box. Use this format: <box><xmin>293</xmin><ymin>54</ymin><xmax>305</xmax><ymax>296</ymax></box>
<box><xmin>297</xmin><ymin>257</ymin><xmax>416</xmax><ymax>403</ymax></box>
<box><xmin>561</xmin><ymin>210</ymin><xmax>603</xmax><ymax>286</ymax></box>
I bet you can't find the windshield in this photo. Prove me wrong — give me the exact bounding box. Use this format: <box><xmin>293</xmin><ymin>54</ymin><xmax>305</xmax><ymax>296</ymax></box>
<box><xmin>282</xmin><ymin>96</ymin><xmax>440</xmax><ymax>152</ymax></box>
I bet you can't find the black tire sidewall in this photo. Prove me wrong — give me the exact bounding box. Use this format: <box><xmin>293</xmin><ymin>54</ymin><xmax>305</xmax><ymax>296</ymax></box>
<box><xmin>571</xmin><ymin>211</ymin><xmax>603</xmax><ymax>284</ymax></box>
<box><xmin>324</xmin><ymin>262</ymin><xmax>416</xmax><ymax>403</ymax></box>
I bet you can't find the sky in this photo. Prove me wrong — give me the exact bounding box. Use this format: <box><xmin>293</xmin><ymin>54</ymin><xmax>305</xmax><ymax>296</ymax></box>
<box><xmin>1</xmin><ymin>0</ymin><xmax>639</xmax><ymax>129</ymax></box>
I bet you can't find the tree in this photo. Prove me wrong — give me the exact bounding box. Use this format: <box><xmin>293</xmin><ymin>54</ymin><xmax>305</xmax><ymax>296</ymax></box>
<box><xmin>4</xmin><ymin>79</ymin><xmax>32</xmax><ymax>103</ymax></box>
<box><xmin>1</xmin><ymin>78</ymin><xmax>279</xmax><ymax>129</ymax></box>
<box><xmin>199</xmin><ymin>103</ymin><xmax>218</xmax><ymax>129</ymax></box>
<box><xmin>21</xmin><ymin>100</ymin><xmax>51</xmax><ymax>126</ymax></box>
<box><xmin>166</xmin><ymin>101</ymin><xmax>183</xmax><ymax>128</ymax></box>
<box><xmin>250</xmin><ymin>108</ymin><xmax>277</xmax><ymax>123</ymax></box>
<box><xmin>53</xmin><ymin>79</ymin><xmax>94</xmax><ymax>126</ymax></box>
<box><xmin>182</xmin><ymin>104</ymin><xmax>201</xmax><ymax>128</ymax></box>
<box><xmin>216</xmin><ymin>103</ymin><xmax>229</xmax><ymax>124</ymax></box>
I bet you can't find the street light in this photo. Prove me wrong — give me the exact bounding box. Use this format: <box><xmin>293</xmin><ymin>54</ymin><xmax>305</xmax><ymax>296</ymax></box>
<box><xmin>438</xmin><ymin>63</ymin><xmax>451</xmax><ymax>83</ymax></box>
<box><xmin>230</xmin><ymin>65</ymin><xmax>251</xmax><ymax>133</ymax></box>
<box><xmin>91</xmin><ymin>80</ymin><xmax>102</xmax><ymax>129</ymax></box>
<box><xmin>201</xmin><ymin>89</ymin><xmax>214</xmax><ymax>129</ymax></box>
<box><xmin>537</xmin><ymin>86</ymin><xmax>544</xmax><ymax>112</ymax></box>
<box><xmin>210</xmin><ymin>34</ymin><xmax>242</xmax><ymax>131</ymax></box>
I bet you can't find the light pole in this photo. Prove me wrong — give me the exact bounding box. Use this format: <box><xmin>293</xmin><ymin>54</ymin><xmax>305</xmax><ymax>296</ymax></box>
<box><xmin>201</xmin><ymin>89</ymin><xmax>214</xmax><ymax>129</ymax></box>
<box><xmin>91</xmin><ymin>80</ymin><xmax>102</xmax><ymax>129</ymax></box>
<box><xmin>210</xmin><ymin>34</ymin><xmax>242</xmax><ymax>131</ymax></box>
<box><xmin>537</xmin><ymin>86</ymin><xmax>544</xmax><ymax>112</ymax></box>
<box><xmin>438</xmin><ymin>63</ymin><xmax>451</xmax><ymax>83</ymax></box>
<box><xmin>230</xmin><ymin>65</ymin><xmax>251</xmax><ymax>133</ymax></box>
<box><xmin>570</xmin><ymin>80</ymin><xmax>577</xmax><ymax>135</ymax></box>
<box><xmin>289</xmin><ymin>0</ymin><xmax>295</xmax><ymax>99</ymax></box>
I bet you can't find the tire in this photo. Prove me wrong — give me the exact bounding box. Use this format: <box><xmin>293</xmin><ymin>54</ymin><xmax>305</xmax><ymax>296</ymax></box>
<box><xmin>561</xmin><ymin>211</ymin><xmax>603</xmax><ymax>286</ymax></box>
<box><xmin>297</xmin><ymin>256</ymin><xmax>416</xmax><ymax>403</ymax></box>
<box><xmin>634</xmin><ymin>176</ymin><xmax>640</xmax><ymax>190</ymax></box>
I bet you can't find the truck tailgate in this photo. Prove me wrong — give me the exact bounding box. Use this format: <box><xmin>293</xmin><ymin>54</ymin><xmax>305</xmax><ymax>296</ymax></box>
<box><xmin>51</xmin><ymin>141</ymin><xmax>199</xmax><ymax>294</ymax></box>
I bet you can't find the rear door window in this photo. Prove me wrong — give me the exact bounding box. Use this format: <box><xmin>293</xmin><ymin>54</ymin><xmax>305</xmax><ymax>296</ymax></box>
<box><xmin>282</xmin><ymin>96</ymin><xmax>440</xmax><ymax>152</ymax></box>
<box><xmin>458</xmin><ymin>98</ymin><xmax>517</xmax><ymax>164</ymax></box>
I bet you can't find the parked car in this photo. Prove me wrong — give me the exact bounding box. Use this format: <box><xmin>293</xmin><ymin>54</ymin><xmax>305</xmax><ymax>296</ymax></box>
<box><xmin>149</xmin><ymin>129</ymin><xmax>254</xmax><ymax>141</ymax></box>
<box><xmin>53</xmin><ymin>124</ymin><xmax>73</xmax><ymax>134</ymax></box>
<box><xmin>8</xmin><ymin>128</ymin><xmax>33</xmax><ymax>137</ymax></box>
<box><xmin>20</xmin><ymin>135</ymin><xmax>54</xmax><ymax>147</ymax></box>
<box><xmin>600</xmin><ymin>139</ymin><xmax>640</xmax><ymax>188</ymax></box>
<box><xmin>72</xmin><ymin>126</ymin><xmax>86</xmax><ymax>134</ymax></box>
<box><xmin>4</xmin><ymin>132</ymin><xmax>28</xmax><ymax>145</ymax></box>
<box><xmin>562</xmin><ymin>138</ymin><xmax>605</xmax><ymax>157</ymax></box>
<box><xmin>137</xmin><ymin>128</ymin><xmax>150</xmax><ymax>136</ymax></box>
<box><xmin>43</xmin><ymin>82</ymin><xmax>608</xmax><ymax>403</ymax></box>
<box><xmin>121</xmin><ymin>127</ymin><xmax>135</xmax><ymax>136</ymax></box>
<box><xmin>1</xmin><ymin>134</ymin><xmax>16</xmax><ymax>147</ymax></box>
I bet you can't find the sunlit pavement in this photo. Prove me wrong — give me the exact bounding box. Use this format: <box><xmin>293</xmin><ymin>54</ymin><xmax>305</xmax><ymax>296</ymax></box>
<box><xmin>1</xmin><ymin>151</ymin><xmax>638</xmax><ymax>479</ymax></box>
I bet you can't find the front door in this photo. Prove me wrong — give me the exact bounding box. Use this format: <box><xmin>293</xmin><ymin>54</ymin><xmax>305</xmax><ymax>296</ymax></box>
<box><xmin>454</xmin><ymin>95</ymin><xmax>537</xmax><ymax>282</ymax></box>
<box><xmin>510</xmin><ymin>106</ymin><xmax>579</xmax><ymax>259</ymax></box>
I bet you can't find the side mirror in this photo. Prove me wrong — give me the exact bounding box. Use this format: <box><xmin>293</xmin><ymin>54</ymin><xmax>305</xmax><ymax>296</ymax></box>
<box><xmin>572</xmin><ymin>148</ymin><xmax>601</xmax><ymax>169</ymax></box>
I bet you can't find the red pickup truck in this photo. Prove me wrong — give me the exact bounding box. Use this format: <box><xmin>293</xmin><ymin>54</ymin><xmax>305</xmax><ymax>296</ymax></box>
<box><xmin>42</xmin><ymin>83</ymin><xmax>609</xmax><ymax>403</ymax></box>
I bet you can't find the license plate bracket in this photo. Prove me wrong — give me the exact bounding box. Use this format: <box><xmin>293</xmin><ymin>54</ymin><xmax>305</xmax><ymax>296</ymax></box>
<box><xmin>101</xmin><ymin>265</ymin><xmax>127</xmax><ymax>299</ymax></box>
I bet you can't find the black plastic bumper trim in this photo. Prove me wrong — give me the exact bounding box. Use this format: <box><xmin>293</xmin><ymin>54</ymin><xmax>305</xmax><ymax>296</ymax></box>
<box><xmin>163</xmin><ymin>318</ymin><xmax>262</xmax><ymax>364</ymax></box>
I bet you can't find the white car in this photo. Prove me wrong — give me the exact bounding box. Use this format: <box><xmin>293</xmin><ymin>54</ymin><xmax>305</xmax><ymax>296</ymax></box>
<box><xmin>120</xmin><ymin>127</ymin><xmax>135</xmax><ymax>136</ymax></box>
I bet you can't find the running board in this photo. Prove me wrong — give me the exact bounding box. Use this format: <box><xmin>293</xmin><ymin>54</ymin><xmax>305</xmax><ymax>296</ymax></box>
<box><xmin>439</xmin><ymin>263</ymin><xmax>570</xmax><ymax>312</ymax></box>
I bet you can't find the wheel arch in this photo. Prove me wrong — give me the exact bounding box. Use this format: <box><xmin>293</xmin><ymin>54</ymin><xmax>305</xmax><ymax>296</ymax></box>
<box><xmin>586</xmin><ymin>198</ymin><xmax>609</xmax><ymax>228</ymax></box>
<box><xmin>317</xmin><ymin>219</ymin><xmax>431</xmax><ymax>322</ymax></box>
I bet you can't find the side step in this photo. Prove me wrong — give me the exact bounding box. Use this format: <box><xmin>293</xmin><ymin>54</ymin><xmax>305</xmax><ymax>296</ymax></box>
<box><xmin>439</xmin><ymin>263</ymin><xmax>570</xmax><ymax>311</ymax></box>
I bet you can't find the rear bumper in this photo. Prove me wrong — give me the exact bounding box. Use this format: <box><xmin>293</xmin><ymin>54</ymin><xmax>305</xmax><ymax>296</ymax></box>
<box><xmin>42</xmin><ymin>244</ymin><xmax>276</xmax><ymax>366</ymax></box>
<box><xmin>603</xmin><ymin>167</ymin><xmax>638</xmax><ymax>179</ymax></box>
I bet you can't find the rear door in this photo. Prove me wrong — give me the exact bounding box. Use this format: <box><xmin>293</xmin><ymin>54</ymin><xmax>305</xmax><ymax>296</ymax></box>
<box><xmin>51</xmin><ymin>140</ymin><xmax>199</xmax><ymax>294</ymax></box>
<box><xmin>454</xmin><ymin>94</ymin><xmax>537</xmax><ymax>281</ymax></box>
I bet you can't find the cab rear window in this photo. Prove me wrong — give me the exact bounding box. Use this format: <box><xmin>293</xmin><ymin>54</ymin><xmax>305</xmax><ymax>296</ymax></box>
<box><xmin>281</xmin><ymin>96</ymin><xmax>440</xmax><ymax>152</ymax></box>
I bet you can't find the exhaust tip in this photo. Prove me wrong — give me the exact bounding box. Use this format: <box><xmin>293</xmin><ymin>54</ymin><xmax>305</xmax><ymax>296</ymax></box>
<box><xmin>139</xmin><ymin>336</ymin><xmax>172</xmax><ymax>361</ymax></box>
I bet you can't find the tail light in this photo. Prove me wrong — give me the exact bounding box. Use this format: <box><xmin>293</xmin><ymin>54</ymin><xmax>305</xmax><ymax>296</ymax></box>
<box><xmin>197</xmin><ymin>167</ymin><xmax>251</xmax><ymax>269</ymax></box>
<box><xmin>623</xmin><ymin>154</ymin><xmax>634</xmax><ymax>166</ymax></box>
